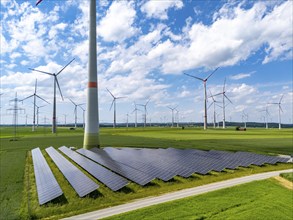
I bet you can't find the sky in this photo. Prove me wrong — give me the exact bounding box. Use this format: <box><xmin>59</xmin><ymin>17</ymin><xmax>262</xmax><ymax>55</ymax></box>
<box><xmin>0</xmin><ymin>0</ymin><xmax>292</xmax><ymax>126</ymax></box>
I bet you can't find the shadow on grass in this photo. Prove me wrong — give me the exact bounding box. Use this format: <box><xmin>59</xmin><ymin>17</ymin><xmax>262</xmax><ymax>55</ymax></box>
<box><xmin>144</xmin><ymin>181</ymin><xmax>160</xmax><ymax>188</ymax></box>
<box><xmin>166</xmin><ymin>177</ymin><xmax>182</xmax><ymax>183</ymax></box>
<box><xmin>86</xmin><ymin>190</ymin><xmax>104</xmax><ymax>199</ymax></box>
<box><xmin>184</xmin><ymin>174</ymin><xmax>201</xmax><ymax>181</ymax></box>
<box><xmin>118</xmin><ymin>186</ymin><xmax>134</xmax><ymax>194</ymax></box>
<box><xmin>45</xmin><ymin>194</ymin><xmax>68</xmax><ymax>206</ymax></box>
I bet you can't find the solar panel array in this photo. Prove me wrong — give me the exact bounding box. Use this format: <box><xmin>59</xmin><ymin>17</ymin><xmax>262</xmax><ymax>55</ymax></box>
<box><xmin>101</xmin><ymin>147</ymin><xmax>290</xmax><ymax>177</ymax></box>
<box><xmin>59</xmin><ymin>146</ymin><xmax>128</xmax><ymax>191</ymax></box>
<box><xmin>31</xmin><ymin>148</ymin><xmax>63</xmax><ymax>205</ymax></box>
<box><xmin>45</xmin><ymin>146</ymin><xmax>99</xmax><ymax>197</ymax></box>
<box><xmin>32</xmin><ymin>146</ymin><xmax>290</xmax><ymax>205</ymax></box>
<box><xmin>77</xmin><ymin>148</ymin><xmax>154</xmax><ymax>185</ymax></box>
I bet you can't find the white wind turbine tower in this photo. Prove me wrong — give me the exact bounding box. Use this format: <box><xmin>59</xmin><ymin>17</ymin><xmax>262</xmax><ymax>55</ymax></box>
<box><xmin>22</xmin><ymin>79</ymin><xmax>49</xmax><ymax>131</ymax></box>
<box><xmin>269</xmin><ymin>95</ymin><xmax>284</xmax><ymax>129</ymax></box>
<box><xmin>168</xmin><ymin>105</ymin><xmax>178</xmax><ymax>127</ymax></box>
<box><xmin>260</xmin><ymin>106</ymin><xmax>270</xmax><ymax>129</ymax></box>
<box><xmin>212</xmin><ymin>78</ymin><xmax>232</xmax><ymax>128</ymax></box>
<box><xmin>242</xmin><ymin>111</ymin><xmax>248</xmax><ymax>128</ymax></box>
<box><xmin>208</xmin><ymin>89</ymin><xmax>222</xmax><ymax>128</ymax></box>
<box><xmin>184</xmin><ymin>67</ymin><xmax>219</xmax><ymax>130</ymax></box>
<box><xmin>137</xmin><ymin>99</ymin><xmax>150</xmax><ymax>127</ymax></box>
<box><xmin>34</xmin><ymin>103</ymin><xmax>47</xmax><ymax>127</ymax></box>
<box><xmin>175</xmin><ymin>109</ymin><xmax>180</xmax><ymax>127</ymax></box>
<box><xmin>132</xmin><ymin>103</ymin><xmax>138</xmax><ymax>127</ymax></box>
<box><xmin>79</xmin><ymin>105</ymin><xmax>86</xmax><ymax>129</ymax></box>
<box><xmin>35</xmin><ymin>0</ymin><xmax>99</xmax><ymax>148</ymax></box>
<box><xmin>29</xmin><ymin>58</ymin><xmax>75</xmax><ymax>133</ymax></box>
<box><xmin>106</xmin><ymin>88</ymin><xmax>125</xmax><ymax>128</ymax></box>
<box><xmin>132</xmin><ymin>102</ymin><xmax>141</xmax><ymax>128</ymax></box>
<box><xmin>69</xmin><ymin>98</ymin><xmax>84</xmax><ymax>128</ymax></box>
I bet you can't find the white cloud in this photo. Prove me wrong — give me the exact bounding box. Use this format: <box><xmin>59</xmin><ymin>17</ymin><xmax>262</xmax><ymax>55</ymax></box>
<box><xmin>159</xmin><ymin>1</ymin><xmax>293</xmax><ymax>74</ymax></box>
<box><xmin>230</xmin><ymin>72</ymin><xmax>254</xmax><ymax>80</ymax></box>
<box><xmin>48</xmin><ymin>23</ymin><xmax>67</xmax><ymax>39</ymax></box>
<box><xmin>97</xmin><ymin>1</ymin><xmax>138</xmax><ymax>42</ymax></box>
<box><xmin>141</xmin><ymin>0</ymin><xmax>184</xmax><ymax>20</ymax></box>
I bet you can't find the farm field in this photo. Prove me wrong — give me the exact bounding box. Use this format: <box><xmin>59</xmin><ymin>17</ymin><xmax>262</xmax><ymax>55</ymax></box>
<box><xmin>0</xmin><ymin>126</ymin><xmax>292</xmax><ymax>219</ymax></box>
<box><xmin>105</xmin><ymin>178</ymin><xmax>293</xmax><ymax>220</ymax></box>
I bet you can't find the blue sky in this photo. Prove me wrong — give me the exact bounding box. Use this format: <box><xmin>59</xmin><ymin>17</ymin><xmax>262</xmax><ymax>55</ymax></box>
<box><xmin>0</xmin><ymin>0</ymin><xmax>292</xmax><ymax>125</ymax></box>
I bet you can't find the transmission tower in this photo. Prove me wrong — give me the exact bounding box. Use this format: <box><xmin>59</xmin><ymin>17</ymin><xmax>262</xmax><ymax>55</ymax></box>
<box><xmin>7</xmin><ymin>93</ymin><xmax>25</xmax><ymax>141</ymax></box>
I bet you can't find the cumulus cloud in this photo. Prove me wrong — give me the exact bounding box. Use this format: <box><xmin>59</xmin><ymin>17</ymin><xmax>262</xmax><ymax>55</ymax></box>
<box><xmin>97</xmin><ymin>1</ymin><xmax>138</xmax><ymax>42</ymax></box>
<box><xmin>158</xmin><ymin>1</ymin><xmax>293</xmax><ymax>74</ymax></box>
<box><xmin>141</xmin><ymin>0</ymin><xmax>184</xmax><ymax>20</ymax></box>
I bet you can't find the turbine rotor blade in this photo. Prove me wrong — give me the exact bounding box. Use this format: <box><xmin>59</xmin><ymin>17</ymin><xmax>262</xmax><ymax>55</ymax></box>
<box><xmin>224</xmin><ymin>94</ymin><xmax>233</xmax><ymax>104</ymax></box>
<box><xmin>68</xmin><ymin>97</ymin><xmax>76</xmax><ymax>105</ymax></box>
<box><xmin>207</xmin><ymin>102</ymin><xmax>213</xmax><ymax>110</ymax></box>
<box><xmin>146</xmin><ymin>99</ymin><xmax>150</xmax><ymax>106</ymax></box>
<box><xmin>56</xmin><ymin>58</ymin><xmax>75</xmax><ymax>75</ymax></box>
<box><xmin>55</xmin><ymin>76</ymin><xmax>64</xmax><ymax>100</ymax></box>
<box><xmin>184</xmin><ymin>73</ymin><xmax>204</xmax><ymax>81</ymax></box>
<box><xmin>279</xmin><ymin>105</ymin><xmax>283</xmax><ymax>113</ymax></box>
<box><xmin>116</xmin><ymin>96</ymin><xmax>126</xmax><ymax>99</ymax></box>
<box><xmin>106</xmin><ymin>88</ymin><xmax>115</xmax><ymax>98</ymax></box>
<box><xmin>36</xmin><ymin>95</ymin><xmax>50</xmax><ymax>104</ymax></box>
<box><xmin>29</xmin><ymin>68</ymin><xmax>53</xmax><ymax>76</ymax></box>
<box><xmin>109</xmin><ymin>99</ymin><xmax>115</xmax><ymax>111</ymax></box>
<box><xmin>206</xmin><ymin>67</ymin><xmax>219</xmax><ymax>81</ymax></box>
<box><xmin>223</xmin><ymin>77</ymin><xmax>226</xmax><ymax>92</ymax></box>
<box><xmin>35</xmin><ymin>79</ymin><xmax>38</xmax><ymax>94</ymax></box>
<box><xmin>212</xmin><ymin>92</ymin><xmax>223</xmax><ymax>97</ymax></box>
<box><xmin>22</xmin><ymin>95</ymin><xmax>34</xmax><ymax>101</ymax></box>
<box><xmin>279</xmin><ymin>94</ymin><xmax>284</xmax><ymax>103</ymax></box>
<box><xmin>79</xmin><ymin>105</ymin><xmax>85</xmax><ymax>111</ymax></box>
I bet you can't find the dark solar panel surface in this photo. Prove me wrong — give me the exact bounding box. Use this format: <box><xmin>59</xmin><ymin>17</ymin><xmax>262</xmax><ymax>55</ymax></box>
<box><xmin>59</xmin><ymin>146</ymin><xmax>128</xmax><ymax>191</ymax></box>
<box><xmin>45</xmin><ymin>147</ymin><xmax>99</xmax><ymax>197</ymax></box>
<box><xmin>111</xmin><ymin>147</ymin><xmax>290</xmax><ymax>177</ymax></box>
<box><xmin>77</xmin><ymin>148</ymin><xmax>154</xmax><ymax>185</ymax></box>
<box><xmin>31</xmin><ymin>148</ymin><xmax>63</xmax><ymax>205</ymax></box>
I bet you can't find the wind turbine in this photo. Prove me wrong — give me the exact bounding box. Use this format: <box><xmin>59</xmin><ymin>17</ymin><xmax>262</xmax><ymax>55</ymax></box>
<box><xmin>79</xmin><ymin>105</ymin><xmax>86</xmax><ymax>129</ymax></box>
<box><xmin>29</xmin><ymin>58</ymin><xmax>75</xmax><ymax>133</ymax></box>
<box><xmin>22</xmin><ymin>79</ymin><xmax>49</xmax><ymax>131</ymax></box>
<box><xmin>106</xmin><ymin>88</ymin><xmax>125</xmax><ymax>128</ymax></box>
<box><xmin>137</xmin><ymin>99</ymin><xmax>150</xmax><ymax>127</ymax></box>
<box><xmin>242</xmin><ymin>111</ymin><xmax>248</xmax><ymax>128</ymax></box>
<box><xmin>63</xmin><ymin>114</ymin><xmax>67</xmax><ymax>127</ymax></box>
<box><xmin>168</xmin><ymin>105</ymin><xmax>178</xmax><ymax>127</ymax></box>
<box><xmin>259</xmin><ymin>106</ymin><xmax>270</xmax><ymax>129</ymax></box>
<box><xmin>184</xmin><ymin>67</ymin><xmax>219</xmax><ymax>130</ymax></box>
<box><xmin>126</xmin><ymin>113</ymin><xmax>129</xmax><ymax>128</ymax></box>
<box><xmin>212</xmin><ymin>78</ymin><xmax>232</xmax><ymax>128</ymax></box>
<box><xmin>175</xmin><ymin>109</ymin><xmax>180</xmax><ymax>127</ymax></box>
<box><xmin>268</xmin><ymin>95</ymin><xmax>284</xmax><ymax>129</ymax></box>
<box><xmin>132</xmin><ymin>102</ymin><xmax>141</xmax><ymax>128</ymax></box>
<box><xmin>69</xmin><ymin>98</ymin><xmax>84</xmax><ymax>128</ymax></box>
<box><xmin>208</xmin><ymin>90</ymin><xmax>221</xmax><ymax>129</ymax></box>
<box><xmin>34</xmin><ymin>103</ymin><xmax>47</xmax><ymax>127</ymax></box>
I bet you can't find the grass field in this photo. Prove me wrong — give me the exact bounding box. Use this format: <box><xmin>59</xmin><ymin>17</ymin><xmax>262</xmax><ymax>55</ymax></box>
<box><xmin>280</xmin><ymin>172</ymin><xmax>293</xmax><ymax>182</ymax></box>
<box><xmin>0</xmin><ymin>126</ymin><xmax>292</xmax><ymax>219</ymax></box>
<box><xmin>104</xmin><ymin>178</ymin><xmax>293</xmax><ymax>220</ymax></box>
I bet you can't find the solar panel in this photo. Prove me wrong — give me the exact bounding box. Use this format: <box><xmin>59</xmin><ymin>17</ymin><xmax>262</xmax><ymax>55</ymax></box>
<box><xmin>103</xmin><ymin>147</ymin><xmax>176</xmax><ymax>181</ymax></box>
<box><xmin>31</xmin><ymin>148</ymin><xmax>63</xmax><ymax>205</ymax></box>
<box><xmin>59</xmin><ymin>146</ymin><xmax>128</xmax><ymax>191</ymax></box>
<box><xmin>45</xmin><ymin>147</ymin><xmax>99</xmax><ymax>197</ymax></box>
<box><xmin>77</xmin><ymin>148</ymin><xmax>154</xmax><ymax>186</ymax></box>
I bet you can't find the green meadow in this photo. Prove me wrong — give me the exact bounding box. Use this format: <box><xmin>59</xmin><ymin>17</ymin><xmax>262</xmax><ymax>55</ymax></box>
<box><xmin>105</xmin><ymin>178</ymin><xmax>293</xmax><ymax>220</ymax></box>
<box><xmin>0</xmin><ymin>126</ymin><xmax>292</xmax><ymax>219</ymax></box>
